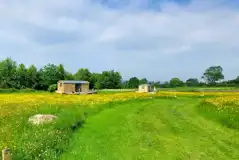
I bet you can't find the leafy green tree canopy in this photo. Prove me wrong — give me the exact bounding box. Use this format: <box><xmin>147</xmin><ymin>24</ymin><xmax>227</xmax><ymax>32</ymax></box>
<box><xmin>96</xmin><ymin>70</ymin><xmax>122</xmax><ymax>89</ymax></box>
<box><xmin>15</xmin><ymin>63</ymin><xmax>28</xmax><ymax>89</ymax></box>
<box><xmin>90</xmin><ymin>73</ymin><xmax>101</xmax><ymax>89</ymax></box>
<box><xmin>127</xmin><ymin>77</ymin><xmax>139</xmax><ymax>89</ymax></box>
<box><xmin>202</xmin><ymin>66</ymin><xmax>224</xmax><ymax>84</ymax></box>
<box><xmin>139</xmin><ymin>78</ymin><xmax>148</xmax><ymax>85</ymax></box>
<box><xmin>0</xmin><ymin>58</ymin><xmax>17</xmax><ymax>88</ymax></box>
<box><xmin>150</xmin><ymin>81</ymin><xmax>160</xmax><ymax>88</ymax></box>
<box><xmin>186</xmin><ymin>78</ymin><xmax>199</xmax><ymax>87</ymax></box>
<box><xmin>74</xmin><ymin>68</ymin><xmax>91</xmax><ymax>82</ymax></box>
<box><xmin>170</xmin><ymin>78</ymin><xmax>184</xmax><ymax>88</ymax></box>
<box><xmin>39</xmin><ymin>64</ymin><xmax>66</xmax><ymax>90</ymax></box>
<box><xmin>161</xmin><ymin>81</ymin><xmax>170</xmax><ymax>88</ymax></box>
<box><xmin>27</xmin><ymin>65</ymin><xmax>39</xmax><ymax>89</ymax></box>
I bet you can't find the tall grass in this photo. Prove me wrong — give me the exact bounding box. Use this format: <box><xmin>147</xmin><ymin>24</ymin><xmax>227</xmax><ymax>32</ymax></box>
<box><xmin>197</xmin><ymin>101</ymin><xmax>239</xmax><ymax>130</ymax></box>
<box><xmin>1</xmin><ymin>104</ymin><xmax>85</xmax><ymax>159</ymax></box>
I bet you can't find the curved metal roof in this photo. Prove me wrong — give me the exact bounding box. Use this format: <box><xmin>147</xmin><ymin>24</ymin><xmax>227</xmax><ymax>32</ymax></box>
<box><xmin>139</xmin><ymin>84</ymin><xmax>151</xmax><ymax>86</ymax></box>
<box><xmin>59</xmin><ymin>80</ymin><xmax>89</xmax><ymax>84</ymax></box>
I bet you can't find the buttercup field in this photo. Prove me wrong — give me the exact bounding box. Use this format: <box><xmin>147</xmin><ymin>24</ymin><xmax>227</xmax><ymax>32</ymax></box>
<box><xmin>1</xmin><ymin>91</ymin><xmax>239</xmax><ymax>159</ymax></box>
<box><xmin>1</xmin><ymin>0</ymin><xmax>239</xmax><ymax>159</ymax></box>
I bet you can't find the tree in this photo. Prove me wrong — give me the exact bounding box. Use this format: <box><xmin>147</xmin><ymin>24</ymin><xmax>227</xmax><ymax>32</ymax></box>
<box><xmin>56</xmin><ymin>64</ymin><xmax>66</xmax><ymax>80</ymax></box>
<box><xmin>96</xmin><ymin>70</ymin><xmax>122</xmax><ymax>89</ymax></box>
<box><xmin>90</xmin><ymin>73</ymin><xmax>101</xmax><ymax>89</ymax></box>
<box><xmin>109</xmin><ymin>71</ymin><xmax>122</xmax><ymax>89</ymax></box>
<box><xmin>27</xmin><ymin>65</ymin><xmax>39</xmax><ymax>89</ymax></box>
<box><xmin>121</xmin><ymin>80</ymin><xmax>127</xmax><ymax>89</ymax></box>
<box><xmin>234</xmin><ymin>76</ymin><xmax>239</xmax><ymax>85</ymax></box>
<box><xmin>186</xmin><ymin>78</ymin><xmax>199</xmax><ymax>87</ymax></box>
<box><xmin>169</xmin><ymin>78</ymin><xmax>184</xmax><ymax>88</ymax></box>
<box><xmin>38</xmin><ymin>64</ymin><xmax>61</xmax><ymax>90</ymax></box>
<box><xmin>150</xmin><ymin>81</ymin><xmax>160</xmax><ymax>88</ymax></box>
<box><xmin>126</xmin><ymin>77</ymin><xmax>139</xmax><ymax>89</ymax></box>
<box><xmin>64</xmin><ymin>71</ymin><xmax>74</xmax><ymax>80</ymax></box>
<box><xmin>202</xmin><ymin>66</ymin><xmax>224</xmax><ymax>84</ymax></box>
<box><xmin>139</xmin><ymin>78</ymin><xmax>148</xmax><ymax>85</ymax></box>
<box><xmin>2</xmin><ymin>58</ymin><xmax>232</xmax><ymax>91</ymax></box>
<box><xmin>15</xmin><ymin>63</ymin><xmax>28</xmax><ymax>89</ymax></box>
<box><xmin>161</xmin><ymin>81</ymin><xmax>170</xmax><ymax>88</ymax></box>
<box><xmin>74</xmin><ymin>68</ymin><xmax>91</xmax><ymax>82</ymax></box>
<box><xmin>198</xmin><ymin>81</ymin><xmax>206</xmax><ymax>87</ymax></box>
<box><xmin>0</xmin><ymin>58</ymin><xmax>17</xmax><ymax>88</ymax></box>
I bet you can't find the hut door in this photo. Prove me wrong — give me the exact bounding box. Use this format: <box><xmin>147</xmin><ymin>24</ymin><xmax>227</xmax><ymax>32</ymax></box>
<box><xmin>75</xmin><ymin>84</ymin><xmax>81</xmax><ymax>92</ymax></box>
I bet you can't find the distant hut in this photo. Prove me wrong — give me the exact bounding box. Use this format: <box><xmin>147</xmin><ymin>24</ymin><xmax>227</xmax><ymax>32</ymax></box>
<box><xmin>138</xmin><ymin>84</ymin><xmax>153</xmax><ymax>93</ymax></box>
<box><xmin>56</xmin><ymin>80</ymin><xmax>90</xmax><ymax>94</ymax></box>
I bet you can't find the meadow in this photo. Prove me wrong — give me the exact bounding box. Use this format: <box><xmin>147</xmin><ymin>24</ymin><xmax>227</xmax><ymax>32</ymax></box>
<box><xmin>1</xmin><ymin>91</ymin><xmax>239</xmax><ymax>159</ymax></box>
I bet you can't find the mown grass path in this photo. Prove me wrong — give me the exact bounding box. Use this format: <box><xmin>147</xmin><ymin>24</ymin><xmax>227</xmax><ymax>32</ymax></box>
<box><xmin>61</xmin><ymin>98</ymin><xmax>239</xmax><ymax>160</ymax></box>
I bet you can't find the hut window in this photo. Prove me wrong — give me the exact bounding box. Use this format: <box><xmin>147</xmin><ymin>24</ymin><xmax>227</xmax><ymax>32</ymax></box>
<box><xmin>60</xmin><ymin>82</ymin><xmax>62</xmax><ymax>87</ymax></box>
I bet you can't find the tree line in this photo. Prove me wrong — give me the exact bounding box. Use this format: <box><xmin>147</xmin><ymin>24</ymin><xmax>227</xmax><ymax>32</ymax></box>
<box><xmin>0</xmin><ymin>58</ymin><xmax>238</xmax><ymax>91</ymax></box>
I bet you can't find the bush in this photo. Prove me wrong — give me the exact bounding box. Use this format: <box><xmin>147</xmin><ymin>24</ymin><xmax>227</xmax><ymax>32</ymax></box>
<box><xmin>19</xmin><ymin>88</ymin><xmax>36</xmax><ymax>93</ymax></box>
<box><xmin>48</xmin><ymin>84</ymin><xmax>57</xmax><ymax>92</ymax></box>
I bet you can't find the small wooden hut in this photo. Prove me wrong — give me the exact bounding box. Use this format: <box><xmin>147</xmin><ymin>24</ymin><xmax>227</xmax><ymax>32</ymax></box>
<box><xmin>56</xmin><ymin>80</ymin><xmax>90</xmax><ymax>94</ymax></box>
<box><xmin>138</xmin><ymin>84</ymin><xmax>153</xmax><ymax>93</ymax></box>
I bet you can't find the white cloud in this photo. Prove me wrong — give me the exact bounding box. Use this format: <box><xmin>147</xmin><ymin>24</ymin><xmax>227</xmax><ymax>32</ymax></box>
<box><xmin>0</xmin><ymin>0</ymin><xmax>239</xmax><ymax>81</ymax></box>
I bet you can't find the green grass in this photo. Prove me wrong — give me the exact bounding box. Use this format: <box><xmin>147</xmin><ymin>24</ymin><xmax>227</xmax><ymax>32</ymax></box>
<box><xmin>61</xmin><ymin>98</ymin><xmax>239</xmax><ymax>160</ymax></box>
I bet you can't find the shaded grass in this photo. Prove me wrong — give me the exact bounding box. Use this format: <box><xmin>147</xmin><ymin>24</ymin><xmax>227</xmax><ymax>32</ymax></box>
<box><xmin>61</xmin><ymin>98</ymin><xmax>239</xmax><ymax>160</ymax></box>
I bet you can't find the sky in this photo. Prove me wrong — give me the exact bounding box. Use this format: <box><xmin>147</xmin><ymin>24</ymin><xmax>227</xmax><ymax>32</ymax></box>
<box><xmin>0</xmin><ymin>0</ymin><xmax>239</xmax><ymax>81</ymax></box>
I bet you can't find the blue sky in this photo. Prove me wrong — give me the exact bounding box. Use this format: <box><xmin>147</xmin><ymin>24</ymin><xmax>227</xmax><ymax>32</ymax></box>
<box><xmin>0</xmin><ymin>0</ymin><xmax>239</xmax><ymax>81</ymax></box>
